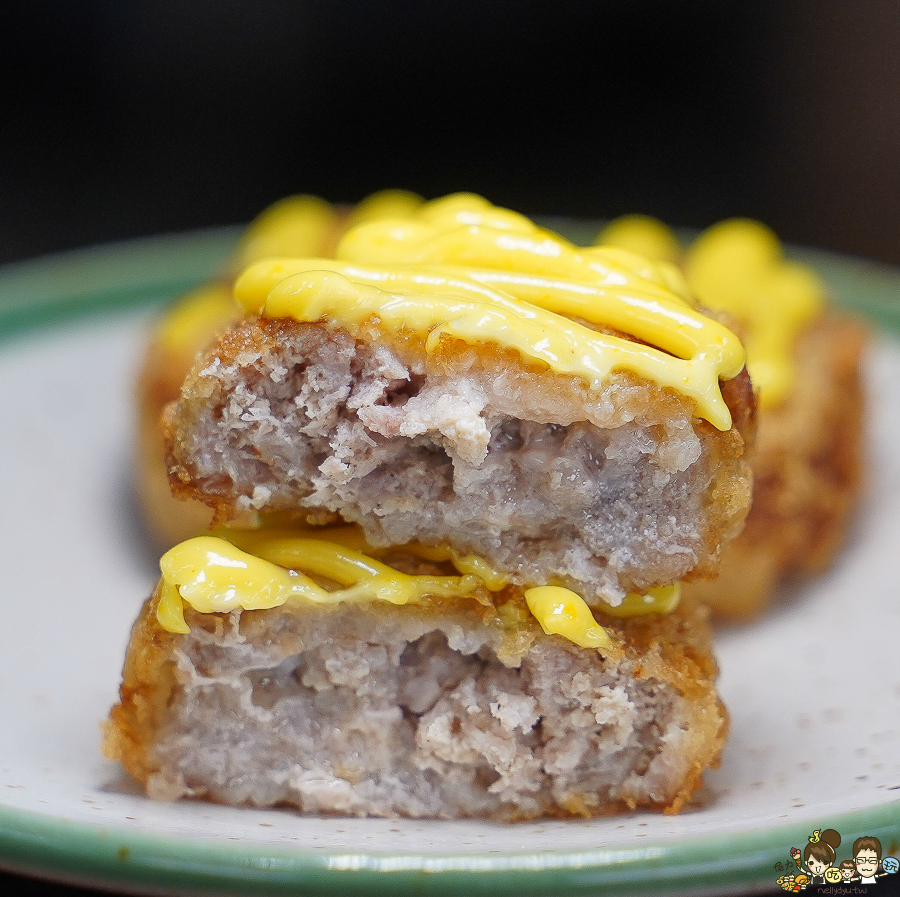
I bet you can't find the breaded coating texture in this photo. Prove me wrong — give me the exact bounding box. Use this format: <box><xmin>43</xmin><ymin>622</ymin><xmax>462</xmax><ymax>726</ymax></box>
<box><xmin>163</xmin><ymin>317</ymin><xmax>755</xmax><ymax>607</ymax></box>
<box><xmin>104</xmin><ymin>589</ymin><xmax>726</xmax><ymax>819</ymax></box>
<box><xmin>684</xmin><ymin>314</ymin><xmax>866</xmax><ymax>620</ymax></box>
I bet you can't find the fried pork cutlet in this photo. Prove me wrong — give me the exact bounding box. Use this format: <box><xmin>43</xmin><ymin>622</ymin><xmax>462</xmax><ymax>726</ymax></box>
<box><xmin>163</xmin><ymin>314</ymin><xmax>754</xmax><ymax>609</ymax></box>
<box><xmin>104</xmin><ymin>538</ymin><xmax>726</xmax><ymax>820</ymax></box>
<box><xmin>161</xmin><ymin>194</ymin><xmax>756</xmax><ymax>609</ymax></box>
<box><xmin>683</xmin><ymin>312</ymin><xmax>865</xmax><ymax>619</ymax></box>
<box><xmin>136</xmin><ymin>190</ymin><xmax>425</xmax><ymax>547</ymax></box>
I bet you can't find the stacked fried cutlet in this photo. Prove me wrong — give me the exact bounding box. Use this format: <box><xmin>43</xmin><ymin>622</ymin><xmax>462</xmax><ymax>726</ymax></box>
<box><xmin>107</xmin><ymin>194</ymin><xmax>756</xmax><ymax>818</ymax></box>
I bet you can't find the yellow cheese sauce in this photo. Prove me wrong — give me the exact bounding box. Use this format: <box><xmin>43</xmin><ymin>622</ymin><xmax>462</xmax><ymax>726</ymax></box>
<box><xmin>233</xmin><ymin>194</ymin><xmax>341</xmax><ymax>273</ymax></box>
<box><xmin>596</xmin><ymin>214</ymin><xmax>681</xmax><ymax>265</ymax></box>
<box><xmin>155</xmin><ymin>529</ymin><xmax>680</xmax><ymax>649</ymax></box>
<box><xmin>154</xmin><ymin>190</ymin><xmax>425</xmax><ymax>359</ymax></box>
<box><xmin>235</xmin><ymin>194</ymin><xmax>745</xmax><ymax>431</ymax></box>
<box><xmin>523</xmin><ymin>587</ymin><xmax>612</xmax><ymax>649</ymax></box>
<box><xmin>156</xmin><ymin>534</ymin><xmax>490</xmax><ymax>635</ymax></box>
<box><xmin>598</xmin><ymin>214</ymin><xmax>825</xmax><ymax>407</ymax></box>
<box><xmin>155</xmin><ymin>281</ymin><xmax>237</xmax><ymax>356</ymax></box>
<box><xmin>684</xmin><ymin>219</ymin><xmax>823</xmax><ymax>407</ymax></box>
<box><xmin>343</xmin><ymin>188</ymin><xmax>424</xmax><ymax>228</ymax></box>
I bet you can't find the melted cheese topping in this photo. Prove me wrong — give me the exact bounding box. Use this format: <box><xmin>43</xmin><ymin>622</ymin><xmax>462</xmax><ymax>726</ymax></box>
<box><xmin>344</xmin><ymin>188</ymin><xmax>424</xmax><ymax>228</ymax></box>
<box><xmin>596</xmin><ymin>214</ymin><xmax>682</xmax><ymax>265</ymax></box>
<box><xmin>684</xmin><ymin>218</ymin><xmax>824</xmax><ymax>407</ymax></box>
<box><xmin>156</xmin><ymin>534</ymin><xmax>491</xmax><ymax>636</ymax></box>
<box><xmin>155</xmin><ymin>281</ymin><xmax>236</xmax><ymax>356</ymax></box>
<box><xmin>600</xmin><ymin>214</ymin><xmax>826</xmax><ymax>408</ymax></box>
<box><xmin>155</xmin><ymin>191</ymin><xmax>426</xmax><ymax>358</ymax></box>
<box><xmin>524</xmin><ymin>586</ymin><xmax>612</xmax><ymax>649</ymax></box>
<box><xmin>235</xmin><ymin>194</ymin><xmax>745</xmax><ymax>430</ymax></box>
<box><xmin>154</xmin><ymin>530</ymin><xmax>680</xmax><ymax>649</ymax></box>
<box><xmin>233</xmin><ymin>194</ymin><xmax>340</xmax><ymax>272</ymax></box>
<box><xmin>595</xmin><ymin>583</ymin><xmax>681</xmax><ymax>617</ymax></box>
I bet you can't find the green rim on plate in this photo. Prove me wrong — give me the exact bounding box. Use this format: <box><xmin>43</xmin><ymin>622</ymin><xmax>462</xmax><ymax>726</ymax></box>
<box><xmin>0</xmin><ymin>226</ymin><xmax>898</xmax><ymax>897</ymax></box>
<box><xmin>1</xmin><ymin>801</ymin><xmax>898</xmax><ymax>897</ymax></box>
<box><xmin>0</xmin><ymin>226</ymin><xmax>239</xmax><ymax>342</ymax></box>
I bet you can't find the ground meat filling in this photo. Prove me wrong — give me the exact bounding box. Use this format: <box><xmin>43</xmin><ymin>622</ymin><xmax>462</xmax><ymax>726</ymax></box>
<box><xmin>165</xmin><ymin>318</ymin><xmax>752</xmax><ymax>605</ymax></box>
<box><xmin>131</xmin><ymin>600</ymin><xmax>717</xmax><ymax>820</ymax></box>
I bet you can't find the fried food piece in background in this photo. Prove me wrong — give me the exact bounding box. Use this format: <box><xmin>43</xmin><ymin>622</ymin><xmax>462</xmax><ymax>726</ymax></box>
<box><xmin>598</xmin><ymin>215</ymin><xmax>866</xmax><ymax>620</ymax></box>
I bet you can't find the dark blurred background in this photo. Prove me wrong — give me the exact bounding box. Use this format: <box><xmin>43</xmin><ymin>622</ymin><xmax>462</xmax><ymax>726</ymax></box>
<box><xmin>2</xmin><ymin>0</ymin><xmax>900</xmax><ymax>266</ymax></box>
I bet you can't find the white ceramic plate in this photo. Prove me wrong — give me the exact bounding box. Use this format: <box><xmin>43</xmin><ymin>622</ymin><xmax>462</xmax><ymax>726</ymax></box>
<box><xmin>0</xmin><ymin>231</ymin><xmax>898</xmax><ymax>896</ymax></box>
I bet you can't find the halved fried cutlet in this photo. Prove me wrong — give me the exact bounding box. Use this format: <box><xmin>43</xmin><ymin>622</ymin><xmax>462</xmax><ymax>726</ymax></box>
<box><xmin>104</xmin><ymin>580</ymin><xmax>725</xmax><ymax>820</ymax></box>
<box><xmin>163</xmin><ymin>317</ymin><xmax>755</xmax><ymax>608</ymax></box>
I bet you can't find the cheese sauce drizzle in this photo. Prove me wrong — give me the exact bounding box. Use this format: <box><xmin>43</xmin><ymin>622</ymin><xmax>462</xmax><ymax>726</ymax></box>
<box><xmin>155</xmin><ymin>189</ymin><xmax>426</xmax><ymax>357</ymax></box>
<box><xmin>599</xmin><ymin>214</ymin><xmax>825</xmax><ymax>407</ymax></box>
<box><xmin>233</xmin><ymin>194</ymin><xmax>341</xmax><ymax>273</ymax></box>
<box><xmin>156</xmin><ymin>534</ymin><xmax>488</xmax><ymax>635</ymax></box>
<box><xmin>684</xmin><ymin>218</ymin><xmax>823</xmax><ymax>407</ymax></box>
<box><xmin>155</xmin><ymin>530</ymin><xmax>681</xmax><ymax>649</ymax></box>
<box><xmin>234</xmin><ymin>194</ymin><xmax>745</xmax><ymax>431</ymax></box>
